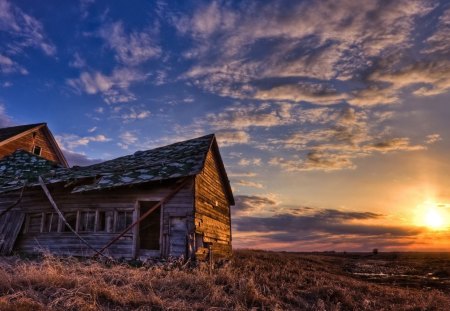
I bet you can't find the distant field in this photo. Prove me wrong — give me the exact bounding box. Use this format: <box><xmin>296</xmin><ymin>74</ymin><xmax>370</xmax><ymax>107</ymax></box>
<box><xmin>0</xmin><ymin>250</ymin><xmax>449</xmax><ymax>310</ymax></box>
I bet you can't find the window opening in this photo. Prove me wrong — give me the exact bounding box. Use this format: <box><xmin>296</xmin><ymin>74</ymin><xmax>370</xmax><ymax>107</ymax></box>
<box><xmin>32</xmin><ymin>145</ymin><xmax>42</xmax><ymax>156</ymax></box>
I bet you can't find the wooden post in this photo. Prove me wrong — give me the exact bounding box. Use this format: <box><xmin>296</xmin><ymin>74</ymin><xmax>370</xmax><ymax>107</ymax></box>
<box><xmin>132</xmin><ymin>202</ymin><xmax>139</xmax><ymax>259</ymax></box>
<box><xmin>208</xmin><ymin>244</ymin><xmax>213</xmax><ymax>274</ymax></box>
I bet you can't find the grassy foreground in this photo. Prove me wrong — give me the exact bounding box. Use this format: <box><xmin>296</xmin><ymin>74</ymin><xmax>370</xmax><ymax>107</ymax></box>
<box><xmin>0</xmin><ymin>250</ymin><xmax>449</xmax><ymax>310</ymax></box>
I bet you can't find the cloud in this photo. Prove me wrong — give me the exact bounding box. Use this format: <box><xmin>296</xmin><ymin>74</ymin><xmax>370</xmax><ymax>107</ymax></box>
<box><xmin>56</xmin><ymin>133</ymin><xmax>112</xmax><ymax>150</ymax></box>
<box><xmin>66</xmin><ymin>68</ymin><xmax>146</xmax><ymax>104</ymax></box>
<box><xmin>367</xmin><ymin>138</ymin><xmax>426</xmax><ymax>153</ymax></box>
<box><xmin>175</xmin><ymin>0</ymin><xmax>434</xmax><ymax>103</ymax></box>
<box><xmin>265</xmin><ymin>106</ymin><xmax>427</xmax><ymax>171</ymax></box>
<box><xmin>233</xmin><ymin>202</ymin><xmax>425</xmax><ymax>251</ymax></box>
<box><xmin>227</xmin><ymin>172</ymin><xmax>257</xmax><ymax>178</ymax></box>
<box><xmin>347</xmin><ymin>84</ymin><xmax>399</xmax><ymax>106</ymax></box>
<box><xmin>204</xmin><ymin>103</ymin><xmax>287</xmax><ymax>130</ymax></box>
<box><xmin>423</xmin><ymin>6</ymin><xmax>450</xmax><ymax>55</ymax></box>
<box><xmin>69</xmin><ymin>52</ymin><xmax>86</xmax><ymax>68</ymax></box>
<box><xmin>269</xmin><ymin>152</ymin><xmax>356</xmax><ymax>172</ymax></box>
<box><xmin>234</xmin><ymin>180</ymin><xmax>264</xmax><ymax>189</ymax></box>
<box><xmin>98</xmin><ymin>21</ymin><xmax>161</xmax><ymax>66</ymax></box>
<box><xmin>234</xmin><ymin>214</ymin><xmax>420</xmax><ymax>238</ymax></box>
<box><xmin>231</xmin><ymin>198</ymin><xmax>429</xmax><ymax>251</ymax></box>
<box><xmin>121</xmin><ymin>108</ymin><xmax>151</xmax><ymax>121</ymax></box>
<box><xmin>254</xmin><ymin>82</ymin><xmax>347</xmax><ymax>104</ymax></box>
<box><xmin>425</xmin><ymin>133</ymin><xmax>442</xmax><ymax>144</ymax></box>
<box><xmin>0</xmin><ymin>54</ymin><xmax>27</xmax><ymax>74</ymax></box>
<box><xmin>234</xmin><ymin>194</ymin><xmax>279</xmax><ymax>215</ymax></box>
<box><xmin>0</xmin><ymin>103</ymin><xmax>12</xmax><ymax>127</ymax></box>
<box><xmin>63</xmin><ymin>149</ymin><xmax>103</xmax><ymax>167</ymax></box>
<box><xmin>238</xmin><ymin>157</ymin><xmax>261</xmax><ymax>167</ymax></box>
<box><xmin>216</xmin><ymin>130</ymin><xmax>249</xmax><ymax>146</ymax></box>
<box><xmin>118</xmin><ymin>131</ymin><xmax>138</xmax><ymax>149</ymax></box>
<box><xmin>0</xmin><ymin>0</ymin><xmax>56</xmax><ymax>58</ymax></box>
<box><xmin>370</xmin><ymin>60</ymin><xmax>450</xmax><ymax>97</ymax></box>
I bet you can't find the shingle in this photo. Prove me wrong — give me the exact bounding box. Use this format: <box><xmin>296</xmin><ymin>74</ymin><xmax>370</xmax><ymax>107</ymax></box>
<box><xmin>0</xmin><ymin>134</ymin><xmax>215</xmax><ymax>193</ymax></box>
<box><xmin>0</xmin><ymin>123</ymin><xmax>45</xmax><ymax>142</ymax></box>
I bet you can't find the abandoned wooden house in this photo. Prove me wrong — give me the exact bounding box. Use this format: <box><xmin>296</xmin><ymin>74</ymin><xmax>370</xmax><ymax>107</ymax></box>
<box><xmin>0</xmin><ymin>127</ymin><xmax>234</xmax><ymax>260</ymax></box>
<box><xmin>0</xmin><ymin>123</ymin><xmax>68</xmax><ymax>167</ymax></box>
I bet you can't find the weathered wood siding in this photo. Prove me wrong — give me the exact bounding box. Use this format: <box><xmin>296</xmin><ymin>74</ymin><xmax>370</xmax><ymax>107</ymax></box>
<box><xmin>0</xmin><ymin>179</ymin><xmax>195</xmax><ymax>259</ymax></box>
<box><xmin>0</xmin><ymin>127</ymin><xmax>61</xmax><ymax>164</ymax></box>
<box><xmin>0</xmin><ymin>211</ymin><xmax>25</xmax><ymax>255</ymax></box>
<box><xmin>194</xmin><ymin>149</ymin><xmax>232</xmax><ymax>259</ymax></box>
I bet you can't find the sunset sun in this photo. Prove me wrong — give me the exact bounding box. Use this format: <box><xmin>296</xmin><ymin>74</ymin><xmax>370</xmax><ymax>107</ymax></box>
<box><xmin>425</xmin><ymin>208</ymin><xmax>444</xmax><ymax>229</ymax></box>
<box><xmin>419</xmin><ymin>201</ymin><xmax>447</xmax><ymax>230</ymax></box>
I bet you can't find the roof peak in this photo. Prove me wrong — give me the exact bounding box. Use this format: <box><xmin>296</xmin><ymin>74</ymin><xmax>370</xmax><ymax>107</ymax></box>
<box><xmin>0</xmin><ymin>122</ymin><xmax>46</xmax><ymax>130</ymax></box>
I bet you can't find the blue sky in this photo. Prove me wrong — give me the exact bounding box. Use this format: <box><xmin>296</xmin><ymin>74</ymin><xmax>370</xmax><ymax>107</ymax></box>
<box><xmin>1</xmin><ymin>0</ymin><xmax>450</xmax><ymax>251</ymax></box>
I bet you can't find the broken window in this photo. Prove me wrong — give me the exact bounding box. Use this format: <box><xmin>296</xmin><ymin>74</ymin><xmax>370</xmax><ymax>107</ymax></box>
<box><xmin>79</xmin><ymin>211</ymin><xmax>95</xmax><ymax>232</ymax></box>
<box><xmin>32</xmin><ymin>145</ymin><xmax>42</xmax><ymax>156</ymax></box>
<box><xmin>27</xmin><ymin>213</ymin><xmax>42</xmax><ymax>233</ymax></box>
<box><xmin>97</xmin><ymin>211</ymin><xmax>106</xmax><ymax>232</ymax></box>
<box><xmin>63</xmin><ymin>213</ymin><xmax>77</xmax><ymax>232</ymax></box>
<box><xmin>43</xmin><ymin>213</ymin><xmax>59</xmax><ymax>232</ymax></box>
<box><xmin>116</xmin><ymin>211</ymin><xmax>133</xmax><ymax>232</ymax></box>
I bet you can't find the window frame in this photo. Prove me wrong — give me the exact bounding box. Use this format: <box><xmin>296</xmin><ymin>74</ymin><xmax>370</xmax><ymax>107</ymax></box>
<box><xmin>32</xmin><ymin>145</ymin><xmax>42</xmax><ymax>156</ymax></box>
<box><xmin>24</xmin><ymin>208</ymin><xmax>135</xmax><ymax>234</ymax></box>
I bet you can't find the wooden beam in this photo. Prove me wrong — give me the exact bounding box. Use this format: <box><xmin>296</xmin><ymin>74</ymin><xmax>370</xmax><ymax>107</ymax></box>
<box><xmin>93</xmin><ymin>177</ymin><xmax>191</xmax><ymax>258</ymax></box>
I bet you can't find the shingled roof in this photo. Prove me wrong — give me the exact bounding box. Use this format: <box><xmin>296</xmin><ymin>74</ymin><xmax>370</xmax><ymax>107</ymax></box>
<box><xmin>0</xmin><ymin>123</ymin><xmax>46</xmax><ymax>142</ymax></box>
<box><xmin>0</xmin><ymin>134</ymin><xmax>234</xmax><ymax>203</ymax></box>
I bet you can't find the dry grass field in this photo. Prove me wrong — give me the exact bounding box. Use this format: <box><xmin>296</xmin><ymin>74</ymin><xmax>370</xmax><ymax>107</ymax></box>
<box><xmin>0</xmin><ymin>250</ymin><xmax>449</xmax><ymax>310</ymax></box>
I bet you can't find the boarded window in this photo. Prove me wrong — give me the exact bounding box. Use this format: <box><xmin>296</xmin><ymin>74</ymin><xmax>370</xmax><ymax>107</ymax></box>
<box><xmin>116</xmin><ymin>211</ymin><xmax>133</xmax><ymax>232</ymax></box>
<box><xmin>79</xmin><ymin>211</ymin><xmax>95</xmax><ymax>232</ymax></box>
<box><xmin>43</xmin><ymin>213</ymin><xmax>59</xmax><ymax>232</ymax></box>
<box><xmin>27</xmin><ymin>214</ymin><xmax>42</xmax><ymax>233</ymax></box>
<box><xmin>64</xmin><ymin>213</ymin><xmax>77</xmax><ymax>232</ymax></box>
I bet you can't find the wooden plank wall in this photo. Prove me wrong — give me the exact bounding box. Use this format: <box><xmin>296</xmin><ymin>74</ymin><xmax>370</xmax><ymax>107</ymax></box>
<box><xmin>0</xmin><ymin>179</ymin><xmax>195</xmax><ymax>259</ymax></box>
<box><xmin>0</xmin><ymin>127</ymin><xmax>60</xmax><ymax>163</ymax></box>
<box><xmin>0</xmin><ymin>211</ymin><xmax>25</xmax><ymax>255</ymax></box>
<box><xmin>194</xmin><ymin>149</ymin><xmax>232</xmax><ymax>259</ymax></box>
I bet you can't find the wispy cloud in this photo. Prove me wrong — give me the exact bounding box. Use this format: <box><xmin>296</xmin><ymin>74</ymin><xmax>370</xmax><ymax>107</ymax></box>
<box><xmin>238</xmin><ymin>157</ymin><xmax>262</xmax><ymax>167</ymax></box>
<box><xmin>175</xmin><ymin>0</ymin><xmax>435</xmax><ymax>104</ymax></box>
<box><xmin>69</xmin><ymin>52</ymin><xmax>86</xmax><ymax>68</ymax></box>
<box><xmin>0</xmin><ymin>54</ymin><xmax>27</xmax><ymax>74</ymax></box>
<box><xmin>120</xmin><ymin>108</ymin><xmax>151</xmax><ymax>122</ymax></box>
<box><xmin>0</xmin><ymin>103</ymin><xmax>12</xmax><ymax>127</ymax></box>
<box><xmin>216</xmin><ymin>130</ymin><xmax>249</xmax><ymax>147</ymax></box>
<box><xmin>66</xmin><ymin>68</ymin><xmax>146</xmax><ymax>104</ymax></box>
<box><xmin>98</xmin><ymin>21</ymin><xmax>161</xmax><ymax>66</ymax></box>
<box><xmin>425</xmin><ymin>133</ymin><xmax>442</xmax><ymax>144</ymax></box>
<box><xmin>234</xmin><ymin>180</ymin><xmax>264</xmax><ymax>189</ymax></box>
<box><xmin>118</xmin><ymin>131</ymin><xmax>138</xmax><ymax>149</ymax></box>
<box><xmin>0</xmin><ymin>0</ymin><xmax>56</xmax><ymax>62</ymax></box>
<box><xmin>56</xmin><ymin>133</ymin><xmax>112</xmax><ymax>150</ymax></box>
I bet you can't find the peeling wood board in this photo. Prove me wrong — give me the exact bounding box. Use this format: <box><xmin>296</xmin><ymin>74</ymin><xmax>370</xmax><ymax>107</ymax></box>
<box><xmin>0</xmin><ymin>211</ymin><xmax>25</xmax><ymax>255</ymax></box>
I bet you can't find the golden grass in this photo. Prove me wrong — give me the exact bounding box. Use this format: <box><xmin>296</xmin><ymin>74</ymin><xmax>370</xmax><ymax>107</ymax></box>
<box><xmin>0</xmin><ymin>250</ymin><xmax>448</xmax><ymax>310</ymax></box>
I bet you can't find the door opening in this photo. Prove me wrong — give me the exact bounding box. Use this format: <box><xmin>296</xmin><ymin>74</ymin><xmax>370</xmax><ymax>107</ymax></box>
<box><xmin>139</xmin><ymin>201</ymin><xmax>160</xmax><ymax>251</ymax></box>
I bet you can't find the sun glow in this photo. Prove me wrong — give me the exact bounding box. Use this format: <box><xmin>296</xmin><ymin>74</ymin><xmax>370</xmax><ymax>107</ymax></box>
<box><xmin>418</xmin><ymin>201</ymin><xmax>447</xmax><ymax>230</ymax></box>
<box><xmin>425</xmin><ymin>208</ymin><xmax>444</xmax><ymax>229</ymax></box>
